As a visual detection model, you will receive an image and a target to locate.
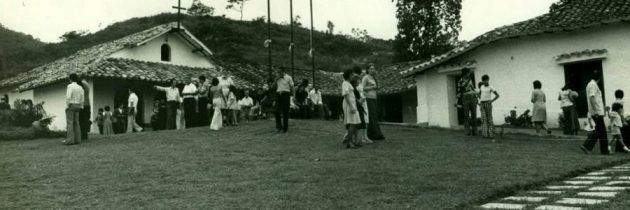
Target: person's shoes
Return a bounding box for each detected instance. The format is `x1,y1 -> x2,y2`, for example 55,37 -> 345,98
346,143 -> 358,149
580,146 -> 590,154
624,146 -> 630,153
362,138 -> 374,144
61,140 -> 75,145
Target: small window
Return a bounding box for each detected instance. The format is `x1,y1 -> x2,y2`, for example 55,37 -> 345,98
161,44 -> 171,62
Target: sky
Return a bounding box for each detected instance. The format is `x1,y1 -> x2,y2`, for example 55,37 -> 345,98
0,0 -> 559,43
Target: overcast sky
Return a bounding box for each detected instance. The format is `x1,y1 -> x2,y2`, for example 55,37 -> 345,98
0,0 -> 558,43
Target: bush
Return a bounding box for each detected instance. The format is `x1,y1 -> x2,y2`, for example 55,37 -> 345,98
3,99 -> 54,129
0,126 -> 65,141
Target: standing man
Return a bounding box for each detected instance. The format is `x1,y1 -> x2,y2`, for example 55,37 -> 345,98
63,73 -> 84,145
154,79 -> 180,130
274,68 -> 294,133
308,86 -> 324,119
182,77 -> 198,128
197,75 -> 211,126
126,88 -> 143,133
79,78 -> 92,140
457,68 -> 478,136
239,90 -> 254,122
581,71 -> 609,155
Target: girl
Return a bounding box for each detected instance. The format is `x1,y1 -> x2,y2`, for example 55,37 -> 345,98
102,106 -> 114,135
478,75 -> 500,139
95,108 -> 104,135
531,80 -> 551,135
227,85 -> 239,126
353,73 -> 372,144
342,69 -> 361,149
610,103 -> 629,152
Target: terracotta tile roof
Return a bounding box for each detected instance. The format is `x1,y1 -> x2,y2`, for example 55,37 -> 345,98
0,22 -> 207,90
377,62 -> 418,95
401,0 -> 630,76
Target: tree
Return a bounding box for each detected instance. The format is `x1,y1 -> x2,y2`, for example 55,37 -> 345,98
188,0 -> 215,17
326,21 -> 335,35
293,15 -> 302,27
351,28 -> 372,43
392,0 -> 462,62
59,30 -> 89,42
226,0 -> 250,21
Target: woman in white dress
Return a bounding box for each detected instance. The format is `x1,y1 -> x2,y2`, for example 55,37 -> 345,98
342,69 -> 361,149
210,78 -> 224,130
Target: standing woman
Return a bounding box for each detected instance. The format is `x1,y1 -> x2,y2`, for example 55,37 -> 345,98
558,85 -> 579,135
478,75 -> 500,139
210,78 -> 224,130
102,105 -> 114,135
457,68 -> 478,136
353,74 -> 372,144
362,64 -> 385,140
531,80 -> 552,135
342,69 -> 361,149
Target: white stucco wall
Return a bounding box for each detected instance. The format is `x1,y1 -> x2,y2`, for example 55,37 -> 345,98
109,33 -> 215,68
0,86 -> 34,105
93,79 -> 161,127
33,82 -> 68,131
415,23 -> 630,128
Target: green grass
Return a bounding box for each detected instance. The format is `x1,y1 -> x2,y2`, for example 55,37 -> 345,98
1,120 -> 629,209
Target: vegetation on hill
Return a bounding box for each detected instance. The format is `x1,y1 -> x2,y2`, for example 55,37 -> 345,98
0,13 -> 393,80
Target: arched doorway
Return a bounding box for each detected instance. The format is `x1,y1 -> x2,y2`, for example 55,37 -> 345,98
113,88 -> 144,126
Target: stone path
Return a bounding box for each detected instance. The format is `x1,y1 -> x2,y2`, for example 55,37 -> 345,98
480,163 -> 630,209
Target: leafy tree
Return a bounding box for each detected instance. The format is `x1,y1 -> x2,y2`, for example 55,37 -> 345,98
392,0 -> 462,62
188,0 -> 215,17
59,30 -> 89,42
226,0 -> 250,20
326,21 -> 335,35
293,15 -> 302,27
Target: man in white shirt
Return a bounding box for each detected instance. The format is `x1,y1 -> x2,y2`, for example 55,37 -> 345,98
238,90 -> 254,122
182,77 -> 198,128
154,79 -> 180,130
79,79 -> 92,140
582,71 -> 609,154
275,68 -> 294,133
126,88 -> 143,133
63,73 -> 84,145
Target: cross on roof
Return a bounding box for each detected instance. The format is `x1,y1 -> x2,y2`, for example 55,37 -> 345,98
172,0 -> 187,29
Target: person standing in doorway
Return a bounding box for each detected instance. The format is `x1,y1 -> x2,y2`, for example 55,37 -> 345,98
154,79 -> 180,130
558,85 -> 579,135
581,71 -> 609,155
102,105 -> 115,135
79,79 -> 92,140
531,80 -> 552,135
275,68 -> 294,133
478,75 -> 500,139
182,77 -> 198,128
197,75 -> 211,126
63,73 -> 84,145
457,68 -> 478,136
113,104 -> 127,134
126,88 -> 143,133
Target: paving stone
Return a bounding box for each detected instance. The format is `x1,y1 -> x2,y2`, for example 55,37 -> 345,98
600,169 -> 629,172
545,185 -> 587,190
577,191 -> 618,198
574,176 -> 611,180
617,176 -> 630,180
563,180 -> 595,185
535,205 -> 582,210
588,186 -> 630,191
586,172 -> 606,176
528,191 -> 564,195
503,196 -> 547,202
556,198 -> 608,205
605,181 -> 630,185
480,203 -> 526,209
612,166 -> 630,169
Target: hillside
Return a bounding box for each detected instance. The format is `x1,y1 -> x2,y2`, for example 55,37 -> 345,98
0,13 -> 393,80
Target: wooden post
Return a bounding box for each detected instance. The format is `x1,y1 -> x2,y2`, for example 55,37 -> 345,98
290,0 -> 295,79
267,0 -> 272,82
309,0 -> 315,86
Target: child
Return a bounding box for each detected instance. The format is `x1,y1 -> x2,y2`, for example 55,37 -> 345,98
95,108 -> 104,135
102,106 -> 114,135
226,86 -> 239,126
610,103 -> 629,153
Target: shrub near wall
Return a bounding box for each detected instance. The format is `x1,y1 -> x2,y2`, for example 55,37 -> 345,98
0,126 -> 65,141
0,100 -> 63,141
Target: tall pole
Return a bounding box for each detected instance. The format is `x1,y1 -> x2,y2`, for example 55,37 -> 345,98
290,0 -> 295,79
267,0 -> 272,82
309,0 -> 315,86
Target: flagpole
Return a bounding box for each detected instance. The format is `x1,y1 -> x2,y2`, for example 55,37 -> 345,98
290,0 -> 295,79
267,0 -> 272,82
309,0 -> 315,86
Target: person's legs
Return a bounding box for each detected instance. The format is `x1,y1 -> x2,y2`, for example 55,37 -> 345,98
79,106 -> 90,140
183,98 -> 195,128
65,108 -> 74,144
275,95 -> 282,131
98,125 -> 103,135
462,95 -> 473,135
281,93 -> 290,132
487,103 -> 494,138
127,113 -> 136,133
73,107 -> 82,144
479,102 -> 488,137
198,97 -> 209,126
366,99 -> 385,140
594,116 -> 609,154
167,101 -> 177,130
562,107 -> 572,135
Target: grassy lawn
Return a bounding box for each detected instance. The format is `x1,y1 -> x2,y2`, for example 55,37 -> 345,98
1,120 -> 629,209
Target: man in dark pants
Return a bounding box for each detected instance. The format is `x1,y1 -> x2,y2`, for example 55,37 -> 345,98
274,68 -> 294,133
79,78 -> 91,141
581,71 -> 609,154
457,68 -> 478,136
154,79 -> 181,130
197,75 -> 211,126
182,78 -> 198,128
